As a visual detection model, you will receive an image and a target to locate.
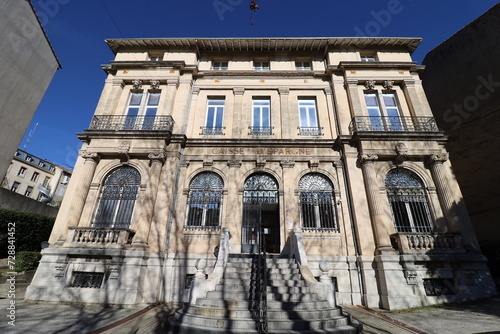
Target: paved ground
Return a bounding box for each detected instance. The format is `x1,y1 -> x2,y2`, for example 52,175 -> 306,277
1,271 -> 499,334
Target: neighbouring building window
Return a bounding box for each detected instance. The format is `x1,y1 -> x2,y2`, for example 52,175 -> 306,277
254,60 -> 270,71
186,172 -> 223,229
364,92 -> 402,131
39,161 -> 45,168
31,172 -> 39,182
93,167 -> 141,229
25,186 -> 33,197
18,167 -> 27,176
385,168 -> 434,233
124,91 -> 161,130
11,182 -> 20,192
250,98 -> 271,135
361,54 -> 377,62
299,173 -> 338,231
202,98 -> 225,135
298,98 -> 321,135
149,54 -> 163,61
211,61 -> 228,70
295,60 -> 311,70
25,156 -> 33,163
43,176 -> 50,187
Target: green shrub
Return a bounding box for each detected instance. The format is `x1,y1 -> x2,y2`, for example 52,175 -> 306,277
0,209 -> 55,258
14,251 -> 42,272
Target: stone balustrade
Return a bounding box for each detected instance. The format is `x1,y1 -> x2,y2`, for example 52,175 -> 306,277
66,227 -> 135,248
391,232 -> 465,254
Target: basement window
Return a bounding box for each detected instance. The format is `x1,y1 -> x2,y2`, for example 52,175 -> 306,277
69,272 -> 104,289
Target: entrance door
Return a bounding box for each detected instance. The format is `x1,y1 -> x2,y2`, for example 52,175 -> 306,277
241,174 -> 280,254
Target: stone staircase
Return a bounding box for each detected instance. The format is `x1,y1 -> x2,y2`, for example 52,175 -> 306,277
167,254 -> 362,333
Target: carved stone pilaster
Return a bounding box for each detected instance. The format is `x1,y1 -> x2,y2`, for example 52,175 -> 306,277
227,160 -> 242,168
80,151 -> 100,163
383,80 -> 394,90
428,153 -> 449,165
132,79 -> 143,90
150,79 -> 160,90
364,80 -> 376,90
280,160 -> 295,168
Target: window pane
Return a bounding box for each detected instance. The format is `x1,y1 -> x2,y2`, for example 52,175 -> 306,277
147,93 -> 160,106
206,107 -> 215,128
215,106 -> 224,127
383,94 -> 397,107
365,94 -> 379,107
130,93 -> 143,106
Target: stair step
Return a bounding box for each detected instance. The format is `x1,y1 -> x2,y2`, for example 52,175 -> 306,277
196,298 -> 332,310
223,272 -> 303,280
206,290 -> 320,302
215,284 -> 311,294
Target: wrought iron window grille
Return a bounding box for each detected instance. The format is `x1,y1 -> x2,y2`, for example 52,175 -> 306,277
200,126 -> 225,135
248,126 -> 273,136
297,126 -> 323,136
349,116 -> 438,133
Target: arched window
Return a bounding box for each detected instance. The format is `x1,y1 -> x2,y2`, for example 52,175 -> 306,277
299,173 -> 337,231
385,168 -> 433,233
186,172 -> 223,229
93,166 -> 141,229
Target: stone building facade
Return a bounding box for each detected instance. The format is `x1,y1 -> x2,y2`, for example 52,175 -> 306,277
26,37 -> 496,310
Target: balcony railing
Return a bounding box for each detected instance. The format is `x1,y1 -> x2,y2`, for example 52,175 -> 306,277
200,126 -> 225,135
248,126 -> 273,136
298,127 -> 323,136
349,116 -> 439,134
66,227 -> 135,248
87,115 -> 174,131
390,232 -> 465,254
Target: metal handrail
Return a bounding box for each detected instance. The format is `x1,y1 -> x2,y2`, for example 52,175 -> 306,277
256,224 -> 268,334
349,116 -> 439,133
87,115 -> 174,131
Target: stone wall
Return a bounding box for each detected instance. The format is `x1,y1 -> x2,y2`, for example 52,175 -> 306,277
0,188 -> 58,217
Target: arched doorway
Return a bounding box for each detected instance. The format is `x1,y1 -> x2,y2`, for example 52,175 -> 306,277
242,173 -> 280,253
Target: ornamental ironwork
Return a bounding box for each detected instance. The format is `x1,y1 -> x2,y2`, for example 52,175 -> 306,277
349,116 -> 438,133
186,172 -> 224,228
299,174 -> 337,231
243,174 -> 278,204
88,115 -> 174,131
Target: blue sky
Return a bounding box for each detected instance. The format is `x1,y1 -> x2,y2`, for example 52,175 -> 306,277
24,0 -> 499,170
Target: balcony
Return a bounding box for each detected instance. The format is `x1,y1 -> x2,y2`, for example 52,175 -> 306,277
66,227 -> 135,248
87,115 -> 174,132
349,116 -> 439,134
298,127 -> 323,136
390,232 -> 465,255
248,126 -> 273,136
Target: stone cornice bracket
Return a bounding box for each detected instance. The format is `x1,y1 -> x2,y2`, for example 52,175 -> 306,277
227,160 -> 242,168
192,87 -> 201,95
118,141 -> 130,165
150,79 -> 161,90
203,158 -> 213,167
132,79 -> 143,90
280,160 -> 295,168
148,151 -> 166,166
233,87 -> 245,95
394,142 -> 409,166
364,80 -> 376,90
343,78 -> 358,90
80,151 -> 100,163
309,160 -> 319,172
181,160 -> 190,168
427,153 -> 449,165
256,158 -> 266,170
332,160 -> 342,169
383,80 -> 394,90
278,87 -> 290,95
358,153 -> 378,165
166,78 -> 180,88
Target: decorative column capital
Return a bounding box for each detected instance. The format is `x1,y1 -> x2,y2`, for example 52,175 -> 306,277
112,79 -> 125,88
358,153 -> 378,165
166,78 -> 180,88
192,87 -> 201,95
364,80 -> 376,90
383,80 -> 394,90
428,153 -> 449,165
278,87 -> 290,95
280,160 -> 295,168
80,151 -> 100,162
227,160 -> 242,168
402,79 -> 416,89
343,79 -> 358,89
148,151 -> 166,166
233,87 -> 245,95
323,87 -> 332,95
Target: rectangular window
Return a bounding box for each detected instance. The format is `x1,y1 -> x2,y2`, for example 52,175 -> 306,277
38,161 -> 45,168
364,92 -> 402,131
43,176 -> 50,187
212,61 -> 228,70
31,172 -> 39,182
361,54 -> 377,62
202,98 -> 225,135
124,91 -> 161,130
25,156 -> 33,163
254,61 -> 270,71
11,182 -> 20,192
149,54 -> 163,61
250,98 -> 271,135
18,167 -> 26,176
298,99 -> 321,135
295,61 -> 311,70
25,186 -> 33,197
